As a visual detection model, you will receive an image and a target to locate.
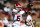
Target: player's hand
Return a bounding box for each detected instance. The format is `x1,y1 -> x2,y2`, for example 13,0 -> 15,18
32,25 -> 34,27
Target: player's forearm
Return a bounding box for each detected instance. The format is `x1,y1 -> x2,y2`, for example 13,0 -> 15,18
26,19 -> 30,25
31,22 -> 34,27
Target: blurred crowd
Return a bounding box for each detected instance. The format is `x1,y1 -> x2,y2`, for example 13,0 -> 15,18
0,0 -> 40,27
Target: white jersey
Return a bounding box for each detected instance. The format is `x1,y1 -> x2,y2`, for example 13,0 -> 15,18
26,15 -> 32,25
13,10 -> 25,27
3,17 -> 8,25
4,7 -> 11,12
13,10 -> 25,22
12,9 -> 18,13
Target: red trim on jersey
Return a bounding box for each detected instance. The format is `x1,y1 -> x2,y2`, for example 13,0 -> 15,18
25,8 -> 29,11
22,6 -> 24,10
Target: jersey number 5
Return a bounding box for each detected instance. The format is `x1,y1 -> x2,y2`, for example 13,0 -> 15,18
17,16 -> 20,21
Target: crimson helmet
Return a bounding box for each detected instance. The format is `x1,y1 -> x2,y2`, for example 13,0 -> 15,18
15,3 -> 22,10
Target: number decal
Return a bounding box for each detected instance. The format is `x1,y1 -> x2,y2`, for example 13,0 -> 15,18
17,16 -> 20,21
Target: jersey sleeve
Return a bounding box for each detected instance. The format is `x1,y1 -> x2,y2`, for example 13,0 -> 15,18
4,7 -> 8,12
13,9 -> 18,13
20,11 -> 25,14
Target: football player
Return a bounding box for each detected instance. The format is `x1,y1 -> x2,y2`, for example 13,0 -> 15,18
12,3 -> 25,27
26,12 -> 34,27
4,7 -> 12,21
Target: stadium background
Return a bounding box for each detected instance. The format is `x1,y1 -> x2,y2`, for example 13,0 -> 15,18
0,0 -> 40,27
